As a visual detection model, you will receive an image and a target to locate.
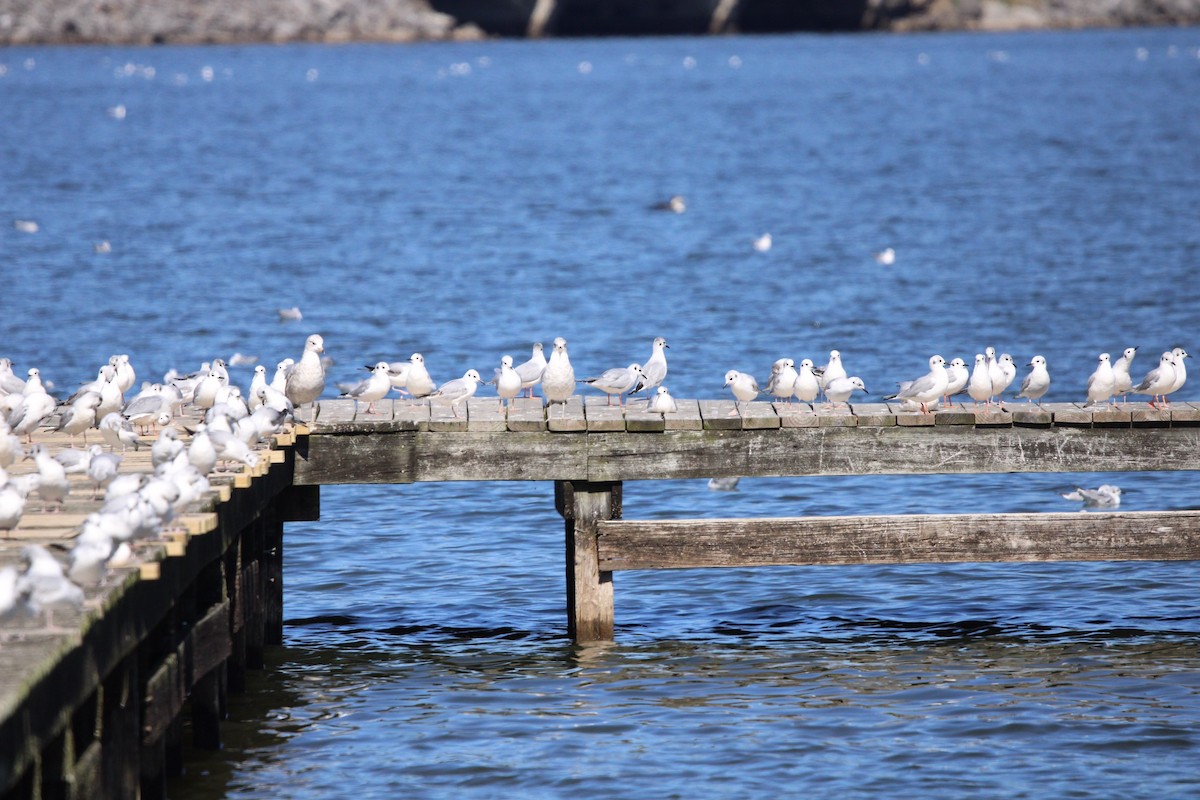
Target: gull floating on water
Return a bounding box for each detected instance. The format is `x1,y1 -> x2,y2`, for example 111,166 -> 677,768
753,233 -> 772,252
278,306 -> 303,321
1062,484 -> 1121,508
13,220 -> 39,234
651,195 -> 686,213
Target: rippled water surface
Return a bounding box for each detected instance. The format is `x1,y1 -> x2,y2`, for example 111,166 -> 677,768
2,27 -> 1200,799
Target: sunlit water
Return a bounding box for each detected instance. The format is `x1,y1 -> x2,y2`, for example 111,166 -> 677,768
2,27 -> 1199,799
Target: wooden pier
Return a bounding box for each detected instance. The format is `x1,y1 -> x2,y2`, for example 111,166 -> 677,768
4,395 -> 1200,798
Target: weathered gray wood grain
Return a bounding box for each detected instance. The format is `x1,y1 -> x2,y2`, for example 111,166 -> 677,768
597,511 -> 1200,570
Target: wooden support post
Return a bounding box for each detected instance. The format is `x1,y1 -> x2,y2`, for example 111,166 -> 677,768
558,480 -> 620,642
191,673 -> 222,751
101,654 -> 140,799
263,502 -> 285,646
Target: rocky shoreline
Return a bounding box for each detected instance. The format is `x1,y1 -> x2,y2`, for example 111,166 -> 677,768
0,0 -> 1198,45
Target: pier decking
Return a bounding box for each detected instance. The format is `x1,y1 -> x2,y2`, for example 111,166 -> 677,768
4,395 -> 1200,798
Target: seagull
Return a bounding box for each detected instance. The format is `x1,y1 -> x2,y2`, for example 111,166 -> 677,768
651,195 -> 686,213
514,343 -> 547,399
0,480 -> 26,534
99,412 -> 141,451
8,383 -> 56,442
874,247 -> 895,265
943,357 -> 969,407
247,365 -> 269,410
1015,355 -> 1050,406
723,370 -> 759,415
996,353 -> 1017,402
278,306 -> 303,321
1130,351 -> 1176,408
765,358 -> 798,403
1162,347 -> 1189,406
985,347 -> 1005,404
0,359 -> 27,395
631,337 -> 669,395
285,334 -> 326,409
794,359 -> 821,409
707,477 -> 740,491
1085,352 -> 1117,408
18,545 -> 84,630
814,350 -> 846,396
55,391 -> 102,444
542,337 -> 576,406
86,451 -> 123,499
1062,484 -> 1121,508
492,356 -> 523,410
753,233 -> 772,252
341,362 -> 391,414
270,359 -> 293,394
885,355 -> 948,414
27,444 -> 69,510
967,353 -> 992,408
403,353 -> 437,402
431,370 -> 484,417
0,563 -> 34,621
151,428 -> 185,468
648,386 -> 677,414
1112,346 -> 1138,405
824,376 -> 869,410
583,363 -> 643,406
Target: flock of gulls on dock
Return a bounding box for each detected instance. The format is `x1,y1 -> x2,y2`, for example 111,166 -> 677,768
0,331 -> 1187,630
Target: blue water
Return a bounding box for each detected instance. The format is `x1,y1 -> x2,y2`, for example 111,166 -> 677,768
3,28 -> 1200,799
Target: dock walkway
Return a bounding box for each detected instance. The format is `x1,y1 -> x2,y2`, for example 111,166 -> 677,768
3,395 -> 1200,798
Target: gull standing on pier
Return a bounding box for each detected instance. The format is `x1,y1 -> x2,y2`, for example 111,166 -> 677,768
0,474 -> 26,533
55,392 -> 101,444
583,363 -> 643,406
431,370 -> 484,418
247,365 -> 268,411
765,358 -> 797,403
1130,351 -> 1176,408
403,354 -> 437,402
514,343 -> 547,399
542,337 -> 576,406
270,359 -> 293,394
968,353 -> 992,408
815,350 -> 846,395
19,545 -> 84,629
1112,346 -> 1138,404
8,376 -> 56,443
492,355 -> 522,410
794,359 -> 820,409
28,445 -> 69,511
1162,347 -> 1189,405
943,357 -> 969,407
1085,353 -> 1116,408
723,370 -> 759,415
985,347 -> 1005,404
886,355 -> 948,414
649,386 -> 677,414
632,337 -> 669,395
1015,355 -> 1050,406
341,362 -> 391,414
285,334 -> 326,411
824,376 -> 869,410
995,353 -> 1017,402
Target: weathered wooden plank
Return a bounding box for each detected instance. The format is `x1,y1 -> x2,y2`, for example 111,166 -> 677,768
506,397 -> 547,432
1170,404 -> 1200,423
294,431 -> 590,484
849,403 -> 896,427
428,397 -> 469,432
584,396 -> 626,432
597,511 -> 1200,571
582,426 -> 1200,482
624,402 -> 666,433
546,396 -> 586,432
663,398 -> 703,431
893,409 -> 936,427
465,397 -> 507,433
1009,405 -> 1052,425
141,600 -> 232,745
738,401 -> 780,430
973,407 -> 1014,426
818,408 -> 858,427
698,400 -> 741,430
392,399 -> 432,431
773,402 -> 819,428
1130,406 -> 1172,425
